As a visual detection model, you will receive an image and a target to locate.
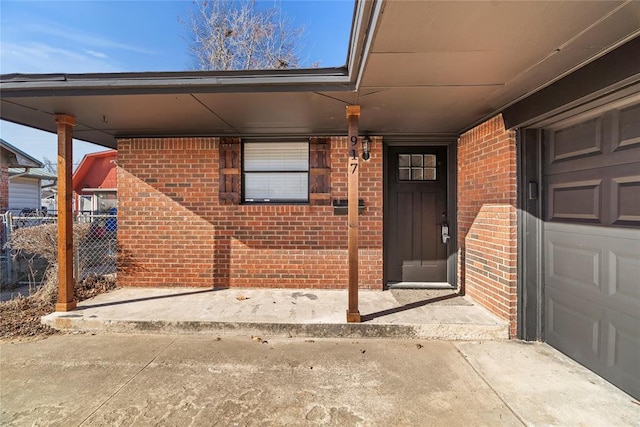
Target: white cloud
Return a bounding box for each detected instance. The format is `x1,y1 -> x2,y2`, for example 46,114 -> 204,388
0,14 -> 157,74
85,50 -> 109,59
0,42 -> 121,74
26,23 -> 155,55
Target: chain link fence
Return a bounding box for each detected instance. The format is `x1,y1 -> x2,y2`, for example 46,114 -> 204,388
1,210 -> 117,287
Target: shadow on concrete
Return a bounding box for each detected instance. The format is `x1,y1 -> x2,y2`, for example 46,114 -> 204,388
75,288 -> 216,310
362,293 -> 459,321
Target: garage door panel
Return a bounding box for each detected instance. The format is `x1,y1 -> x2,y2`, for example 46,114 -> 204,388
545,150 -> 640,175
546,162 -> 640,226
545,109 -> 640,175
611,175 -> 640,225
546,287 -> 640,396
615,103 -> 640,151
546,230 -> 601,291
546,223 -> 640,317
609,248 -> 640,302
546,287 -> 602,361
615,135 -> 640,151
605,312 -> 640,396
546,117 -> 603,164
547,180 -> 602,223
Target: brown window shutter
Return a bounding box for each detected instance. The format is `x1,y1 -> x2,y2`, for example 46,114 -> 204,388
219,137 -> 241,204
309,137 -> 331,205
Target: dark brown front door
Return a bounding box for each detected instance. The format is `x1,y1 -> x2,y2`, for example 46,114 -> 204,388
386,146 -> 448,283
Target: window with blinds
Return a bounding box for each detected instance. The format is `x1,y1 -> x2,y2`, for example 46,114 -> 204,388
243,142 -> 309,203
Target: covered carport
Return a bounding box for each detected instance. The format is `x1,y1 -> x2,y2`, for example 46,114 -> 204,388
1,0 -> 639,398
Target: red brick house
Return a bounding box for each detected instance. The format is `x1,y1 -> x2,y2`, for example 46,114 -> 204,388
1,2 -> 639,398
73,150 -> 117,213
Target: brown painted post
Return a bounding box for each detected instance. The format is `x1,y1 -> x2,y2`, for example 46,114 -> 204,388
346,105 -> 361,323
55,114 -> 76,312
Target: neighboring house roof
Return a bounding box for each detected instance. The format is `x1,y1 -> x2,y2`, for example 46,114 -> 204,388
72,150 -> 117,195
8,167 -> 57,180
0,138 -> 43,168
1,2 -> 639,146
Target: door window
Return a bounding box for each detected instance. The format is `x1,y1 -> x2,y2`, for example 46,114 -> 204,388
398,154 -> 437,181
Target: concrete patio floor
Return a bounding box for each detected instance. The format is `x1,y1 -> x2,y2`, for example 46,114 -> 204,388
1,334 -> 638,426
22,287 -> 640,425
42,287 -> 509,340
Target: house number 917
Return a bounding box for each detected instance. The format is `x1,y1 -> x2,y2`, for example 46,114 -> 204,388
350,136 -> 358,173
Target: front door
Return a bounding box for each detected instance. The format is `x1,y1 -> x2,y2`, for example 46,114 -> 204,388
386,146 -> 448,284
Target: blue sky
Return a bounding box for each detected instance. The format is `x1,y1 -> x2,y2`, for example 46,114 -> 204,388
0,0 -> 355,167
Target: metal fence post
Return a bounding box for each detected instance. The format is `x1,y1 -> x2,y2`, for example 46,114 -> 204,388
5,213 -> 13,285
1,212 -> 6,285
74,245 -> 80,285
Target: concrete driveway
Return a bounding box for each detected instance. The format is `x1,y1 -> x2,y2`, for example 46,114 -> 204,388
1,334 -> 637,426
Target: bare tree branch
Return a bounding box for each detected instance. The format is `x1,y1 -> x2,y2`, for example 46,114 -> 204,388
41,157 -> 56,175
185,0 -> 306,71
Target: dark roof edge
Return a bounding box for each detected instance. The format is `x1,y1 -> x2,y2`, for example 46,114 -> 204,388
501,35 -> 640,129
0,66 -> 347,83
0,68 -> 355,97
112,132 -> 459,142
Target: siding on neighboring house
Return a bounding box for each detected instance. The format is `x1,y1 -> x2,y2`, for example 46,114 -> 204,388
8,177 -> 40,212
457,114 -> 518,337
117,137 -> 383,289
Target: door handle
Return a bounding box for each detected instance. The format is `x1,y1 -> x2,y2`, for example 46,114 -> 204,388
441,222 -> 450,244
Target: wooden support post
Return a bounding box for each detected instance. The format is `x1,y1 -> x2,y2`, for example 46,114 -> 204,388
55,114 -> 76,312
346,105 -> 361,323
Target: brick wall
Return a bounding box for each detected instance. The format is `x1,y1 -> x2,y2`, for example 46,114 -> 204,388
117,137 -> 383,289
457,114 -> 518,336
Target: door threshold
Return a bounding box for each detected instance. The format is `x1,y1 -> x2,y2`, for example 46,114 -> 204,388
387,282 -> 455,290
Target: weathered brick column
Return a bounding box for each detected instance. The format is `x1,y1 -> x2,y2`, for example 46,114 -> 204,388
457,114 -> 518,336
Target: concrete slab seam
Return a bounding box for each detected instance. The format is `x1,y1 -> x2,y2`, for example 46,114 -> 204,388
452,342 -> 527,426
76,336 -> 178,426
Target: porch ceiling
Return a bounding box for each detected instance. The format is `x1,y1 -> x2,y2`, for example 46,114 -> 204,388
1,1 -> 639,148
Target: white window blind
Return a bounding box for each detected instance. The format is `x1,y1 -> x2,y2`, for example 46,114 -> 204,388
245,173 -> 308,201
244,143 -> 308,171
244,142 -> 309,202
